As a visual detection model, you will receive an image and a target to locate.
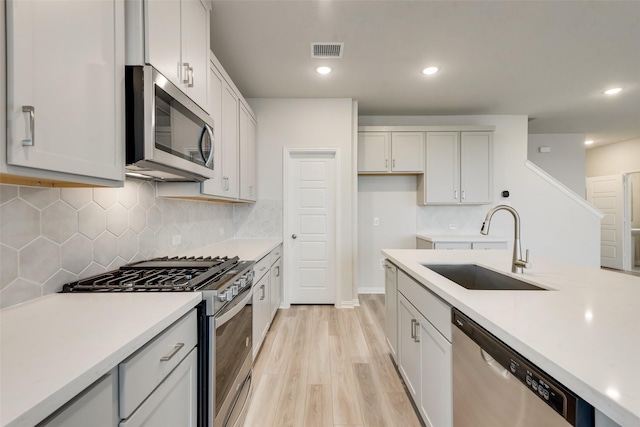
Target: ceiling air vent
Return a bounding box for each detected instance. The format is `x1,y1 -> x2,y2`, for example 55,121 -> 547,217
311,43 -> 344,58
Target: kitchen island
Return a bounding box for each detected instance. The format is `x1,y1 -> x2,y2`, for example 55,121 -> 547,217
383,249 -> 640,426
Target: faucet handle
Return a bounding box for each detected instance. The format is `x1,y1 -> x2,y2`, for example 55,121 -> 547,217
522,249 -> 532,269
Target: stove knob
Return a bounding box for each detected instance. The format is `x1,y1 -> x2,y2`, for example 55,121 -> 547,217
232,285 -> 239,296
226,289 -> 233,300
218,293 -> 227,302
239,278 -> 247,287
233,279 -> 241,287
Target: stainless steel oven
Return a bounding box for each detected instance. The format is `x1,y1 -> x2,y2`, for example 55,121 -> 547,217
125,65 -> 215,181
210,284 -> 253,427
61,255 -> 255,427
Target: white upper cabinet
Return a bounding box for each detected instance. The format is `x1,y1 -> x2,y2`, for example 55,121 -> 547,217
219,83 -> 240,199
130,0 -> 210,112
419,131 -> 493,205
358,132 -> 389,173
460,132 -> 493,204
4,0 -> 125,186
199,62 -> 238,199
391,132 -> 425,172
358,132 -> 424,174
239,104 -> 257,201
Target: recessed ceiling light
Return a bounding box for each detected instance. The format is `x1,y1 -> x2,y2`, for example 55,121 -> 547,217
316,66 -> 331,75
422,66 -> 439,75
603,87 -> 622,95
585,140 -> 594,145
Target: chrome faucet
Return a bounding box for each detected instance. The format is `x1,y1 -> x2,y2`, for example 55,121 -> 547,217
480,205 -> 531,274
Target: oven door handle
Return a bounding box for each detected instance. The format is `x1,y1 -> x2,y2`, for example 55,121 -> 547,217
215,289 -> 252,328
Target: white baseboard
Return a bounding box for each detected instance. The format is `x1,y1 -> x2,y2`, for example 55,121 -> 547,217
358,287 -> 385,294
339,299 -> 360,308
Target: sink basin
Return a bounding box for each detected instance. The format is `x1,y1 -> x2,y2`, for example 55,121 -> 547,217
422,264 -> 546,291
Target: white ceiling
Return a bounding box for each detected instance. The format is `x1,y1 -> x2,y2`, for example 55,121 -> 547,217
209,1 -> 640,147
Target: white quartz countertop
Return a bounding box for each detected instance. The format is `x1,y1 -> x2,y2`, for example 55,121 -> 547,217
0,292 -> 202,427
382,249 -> 640,426
416,233 -> 508,243
181,238 -> 282,261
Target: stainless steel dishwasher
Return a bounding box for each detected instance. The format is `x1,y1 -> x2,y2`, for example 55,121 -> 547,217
452,309 -> 594,427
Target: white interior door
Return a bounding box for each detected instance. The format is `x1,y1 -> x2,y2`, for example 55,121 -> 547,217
587,175 -> 624,269
285,150 -> 337,304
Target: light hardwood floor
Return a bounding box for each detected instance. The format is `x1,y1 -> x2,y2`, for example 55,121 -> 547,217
244,295 -> 423,427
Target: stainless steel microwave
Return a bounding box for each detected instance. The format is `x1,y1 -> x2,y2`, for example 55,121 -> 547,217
125,65 -> 215,181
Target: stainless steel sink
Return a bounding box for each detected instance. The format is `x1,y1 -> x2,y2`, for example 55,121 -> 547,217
422,264 -> 546,291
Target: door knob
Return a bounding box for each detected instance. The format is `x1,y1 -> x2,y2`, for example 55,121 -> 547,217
291,234 -> 297,239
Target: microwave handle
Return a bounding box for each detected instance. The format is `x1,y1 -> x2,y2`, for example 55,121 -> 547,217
198,124 -> 215,168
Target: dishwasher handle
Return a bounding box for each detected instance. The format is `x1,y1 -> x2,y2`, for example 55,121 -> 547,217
480,349 -> 510,379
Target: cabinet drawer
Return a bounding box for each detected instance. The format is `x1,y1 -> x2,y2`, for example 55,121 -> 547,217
119,310 -> 197,419
471,241 -> 507,250
433,242 -> 471,250
397,270 -> 451,341
120,349 -> 197,427
253,254 -> 271,281
270,244 -> 282,265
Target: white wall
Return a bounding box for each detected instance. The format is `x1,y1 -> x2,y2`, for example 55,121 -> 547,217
586,137 -> 640,177
359,115 -> 600,286
528,134 -> 586,196
358,176 -> 416,292
247,98 -> 357,306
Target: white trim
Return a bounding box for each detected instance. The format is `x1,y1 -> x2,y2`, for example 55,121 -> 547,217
525,160 -> 604,219
623,171 -> 640,272
358,125 -> 495,132
339,299 -> 360,309
358,287 -> 385,295
283,147 -> 341,308
352,100 -> 359,308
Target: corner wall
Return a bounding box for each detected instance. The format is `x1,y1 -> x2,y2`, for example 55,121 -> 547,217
527,133 -> 586,196
357,115 -> 600,292
246,98 -> 356,306
586,138 -> 640,177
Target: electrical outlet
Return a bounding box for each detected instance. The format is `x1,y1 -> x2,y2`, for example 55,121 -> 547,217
373,217 -> 380,226
219,228 -> 225,236
172,235 -> 181,245
449,223 -> 457,230
379,259 -> 385,270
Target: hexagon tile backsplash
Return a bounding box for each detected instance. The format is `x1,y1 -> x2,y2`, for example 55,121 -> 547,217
0,179 -> 241,308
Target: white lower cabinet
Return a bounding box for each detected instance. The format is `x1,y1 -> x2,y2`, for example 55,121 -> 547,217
384,261 -> 398,363
396,270 -> 452,427
418,311 -> 453,427
119,350 -> 197,427
252,245 -> 283,359
270,256 -> 282,320
398,294 -> 421,402
37,371 -> 119,427
252,271 -> 271,360
119,310 -> 197,426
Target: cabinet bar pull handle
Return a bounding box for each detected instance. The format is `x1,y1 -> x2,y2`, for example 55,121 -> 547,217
275,266 -> 280,277
385,159 -> 388,169
410,319 -> 416,339
182,63 -> 190,84
462,190 -> 466,200
454,190 -> 458,200
22,106 -> 35,146
392,158 -> 396,169
188,66 -> 194,88
160,343 -> 185,362
261,285 -> 266,300
414,321 -> 420,342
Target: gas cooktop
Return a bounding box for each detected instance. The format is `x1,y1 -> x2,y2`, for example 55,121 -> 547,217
61,256 -> 250,293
